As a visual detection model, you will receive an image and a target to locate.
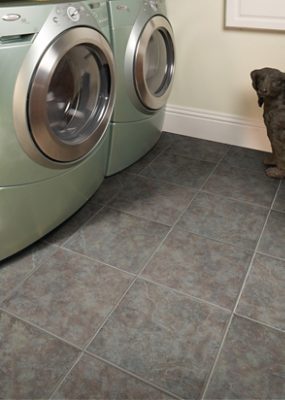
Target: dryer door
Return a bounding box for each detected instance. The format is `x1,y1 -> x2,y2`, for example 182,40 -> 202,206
134,15 -> 175,111
16,27 -> 115,164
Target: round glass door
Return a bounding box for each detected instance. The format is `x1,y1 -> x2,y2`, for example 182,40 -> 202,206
46,46 -> 102,144
134,16 -> 175,110
27,27 -> 115,163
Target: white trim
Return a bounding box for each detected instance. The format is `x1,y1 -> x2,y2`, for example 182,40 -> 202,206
163,104 -> 271,152
225,0 -> 285,31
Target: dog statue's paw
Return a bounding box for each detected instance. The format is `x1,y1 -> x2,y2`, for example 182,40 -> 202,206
265,167 -> 285,179
263,154 -> 277,166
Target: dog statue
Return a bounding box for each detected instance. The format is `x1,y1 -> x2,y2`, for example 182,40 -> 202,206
251,67 -> 285,178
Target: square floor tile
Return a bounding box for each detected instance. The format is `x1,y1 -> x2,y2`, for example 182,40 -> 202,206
63,207 -> 170,273
44,201 -> 102,246
0,311 -> 79,400
52,354 -> 174,399
204,316 -> 285,399
204,164 -> 279,207
0,241 -> 58,304
237,253 -> 285,330
109,174 -> 196,225
167,135 -> 229,163
176,192 -> 268,251
88,279 -> 230,399
258,210 -> 285,259
140,150 -> 216,189
2,248 -> 133,347
273,181 -> 285,212
221,146 -> 270,172
142,228 -> 252,309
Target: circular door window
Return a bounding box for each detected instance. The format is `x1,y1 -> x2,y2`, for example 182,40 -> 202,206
134,16 -> 175,110
25,27 -> 115,163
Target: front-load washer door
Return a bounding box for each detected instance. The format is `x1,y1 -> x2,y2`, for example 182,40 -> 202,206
134,15 -> 175,111
15,27 -> 115,165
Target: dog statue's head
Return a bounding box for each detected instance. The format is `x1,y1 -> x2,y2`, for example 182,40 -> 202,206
250,67 -> 285,107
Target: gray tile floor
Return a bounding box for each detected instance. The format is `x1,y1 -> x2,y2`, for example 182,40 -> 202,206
1,132 -> 285,400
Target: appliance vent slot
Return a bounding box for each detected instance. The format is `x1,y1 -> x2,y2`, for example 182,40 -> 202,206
0,33 -> 35,44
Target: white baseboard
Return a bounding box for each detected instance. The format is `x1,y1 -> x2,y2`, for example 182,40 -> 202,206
163,104 -> 271,152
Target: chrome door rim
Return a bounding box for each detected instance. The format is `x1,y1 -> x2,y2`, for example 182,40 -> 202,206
14,27 -> 115,166
134,15 -> 175,111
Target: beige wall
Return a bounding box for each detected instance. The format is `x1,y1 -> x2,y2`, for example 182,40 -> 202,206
166,0 -> 285,121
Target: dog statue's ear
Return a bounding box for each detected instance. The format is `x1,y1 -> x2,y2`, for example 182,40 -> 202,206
250,69 -> 264,107
258,96 -> 264,107
259,98 -> 264,107
250,70 -> 259,90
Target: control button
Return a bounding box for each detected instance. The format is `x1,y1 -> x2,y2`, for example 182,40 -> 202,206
116,4 -> 129,11
2,13 -> 21,22
67,6 -> 80,22
149,0 -> 158,11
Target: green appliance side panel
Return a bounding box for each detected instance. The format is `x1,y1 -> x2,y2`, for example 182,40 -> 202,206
0,133 -> 110,261
106,109 -> 164,176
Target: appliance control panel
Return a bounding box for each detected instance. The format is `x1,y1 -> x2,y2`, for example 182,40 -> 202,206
53,3 -> 83,24
0,1 -> 108,39
52,1 -> 108,28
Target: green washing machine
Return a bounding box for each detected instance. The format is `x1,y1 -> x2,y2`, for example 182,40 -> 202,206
0,0 -> 116,261
106,0 -> 175,175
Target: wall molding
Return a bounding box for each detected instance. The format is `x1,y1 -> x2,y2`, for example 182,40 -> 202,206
225,0 -> 285,31
163,104 -> 271,152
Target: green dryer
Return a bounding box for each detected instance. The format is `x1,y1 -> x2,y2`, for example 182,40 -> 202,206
106,0 -> 175,175
0,0 -> 115,260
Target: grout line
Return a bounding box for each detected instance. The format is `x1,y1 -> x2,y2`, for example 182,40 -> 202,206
51,245 -> 138,278
254,250 -> 285,262
83,352 -> 183,400
0,307 -> 82,352
199,178 -> 282,400
200,188 -> 272,210
48,352 -> 85,399
93,203 -> 173,228
233,312 -> 285,334
122,169 -> 201,191
0,242 -> 60,306
171,224 -> 257,253
138,275 -> 231,314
